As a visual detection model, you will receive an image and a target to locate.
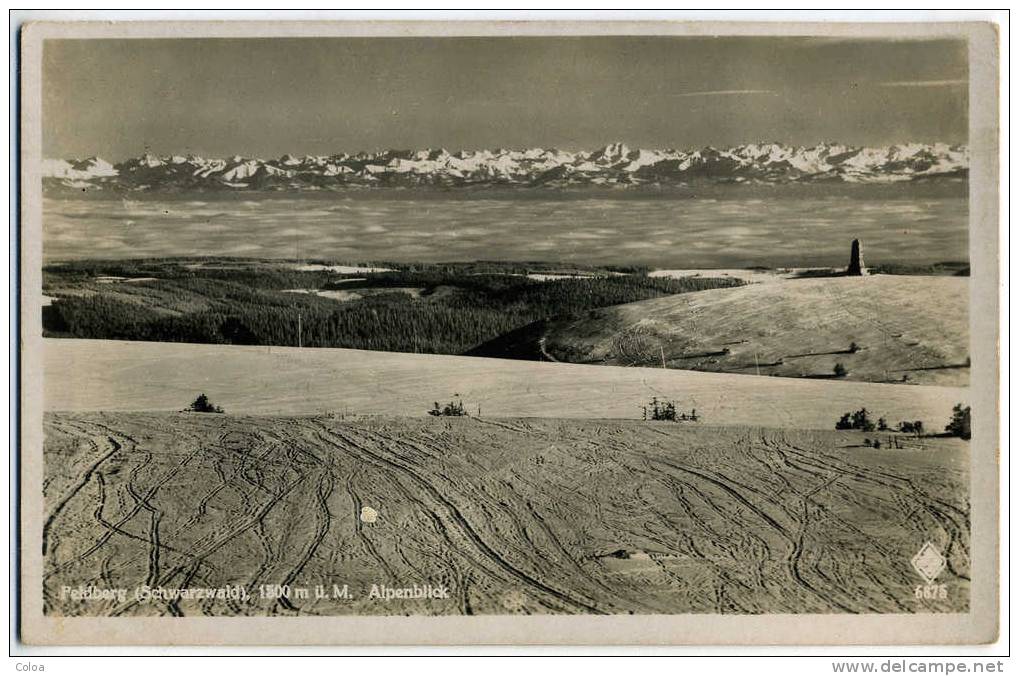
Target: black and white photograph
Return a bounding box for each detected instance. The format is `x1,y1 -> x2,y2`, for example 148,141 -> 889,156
16,17 -> 1002,647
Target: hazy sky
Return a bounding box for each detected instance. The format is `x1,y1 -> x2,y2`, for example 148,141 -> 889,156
42,36 -> 968,159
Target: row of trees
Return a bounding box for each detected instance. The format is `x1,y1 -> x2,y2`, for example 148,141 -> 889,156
428,399 -> 470,417
836,408 -> 924,434
43,268 -> 743,356
185,394 -> 223,413
835,408 -> 880,431
44,259 -> 337,290
643,397 -> 699,422
835,404 -> 971,440
424,395 -> 702,422
945,404 -> 971,440
43,259 -> 658,292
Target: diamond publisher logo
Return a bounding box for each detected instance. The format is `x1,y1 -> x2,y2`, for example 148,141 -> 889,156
911,542 -> 946,584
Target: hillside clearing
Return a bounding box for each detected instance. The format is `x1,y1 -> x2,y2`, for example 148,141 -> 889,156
474,275 -> 969,386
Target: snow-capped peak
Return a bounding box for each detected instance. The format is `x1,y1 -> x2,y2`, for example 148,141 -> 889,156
41,142 -> 969,193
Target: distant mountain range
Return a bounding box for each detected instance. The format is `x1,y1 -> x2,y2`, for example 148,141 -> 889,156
42,142 -> 968,194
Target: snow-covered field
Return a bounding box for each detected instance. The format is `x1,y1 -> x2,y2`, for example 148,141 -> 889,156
43,411 -> 969,616
44,338 -> 966,429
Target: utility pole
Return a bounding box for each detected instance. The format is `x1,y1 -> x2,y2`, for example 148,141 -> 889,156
298,311 -> 302,348
755,352 -> 760,376
660,345 -> 667,369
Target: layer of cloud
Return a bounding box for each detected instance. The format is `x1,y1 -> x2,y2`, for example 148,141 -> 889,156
669,89 -> 776,98
878,79 -> 967,88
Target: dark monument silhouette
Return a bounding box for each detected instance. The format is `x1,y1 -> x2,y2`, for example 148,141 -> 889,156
847,239 -> 867,276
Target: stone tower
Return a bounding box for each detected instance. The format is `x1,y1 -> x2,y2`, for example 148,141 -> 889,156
847,239 -> 867,276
